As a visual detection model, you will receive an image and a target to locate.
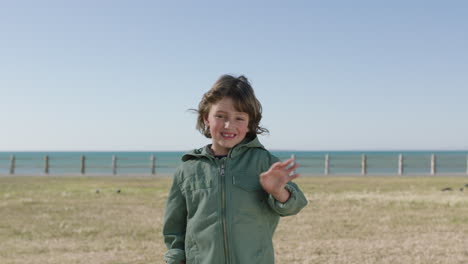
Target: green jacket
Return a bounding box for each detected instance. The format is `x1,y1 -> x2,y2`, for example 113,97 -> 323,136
163,136 -> 308,264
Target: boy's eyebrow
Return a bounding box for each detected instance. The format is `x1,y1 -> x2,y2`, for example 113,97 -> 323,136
214,110 -> 248,115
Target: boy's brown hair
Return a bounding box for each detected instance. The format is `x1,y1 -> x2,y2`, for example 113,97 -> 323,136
195,74 -> 268,138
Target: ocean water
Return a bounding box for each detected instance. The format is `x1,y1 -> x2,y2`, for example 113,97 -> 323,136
0,151 -> 467,176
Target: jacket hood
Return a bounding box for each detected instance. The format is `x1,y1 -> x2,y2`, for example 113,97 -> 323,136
182,135 -> 265,162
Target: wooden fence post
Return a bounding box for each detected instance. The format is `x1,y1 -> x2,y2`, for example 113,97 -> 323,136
81,155 -> 86,175
398,154 -> 404,175
9,155 -> 15,175
112,155 -> 117,175
324,154 -> 329,175
361,154 -> 367,175
430,154 -> 436,175
44,155 -> 49,174
150,155 -> 156,175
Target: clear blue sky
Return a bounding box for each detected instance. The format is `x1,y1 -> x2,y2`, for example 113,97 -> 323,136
1,1 -> 467,151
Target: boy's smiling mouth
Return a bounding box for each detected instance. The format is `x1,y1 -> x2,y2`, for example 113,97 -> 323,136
221,132 -> 236,139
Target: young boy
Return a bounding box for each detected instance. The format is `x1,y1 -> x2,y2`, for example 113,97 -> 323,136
163,75 -> 308,263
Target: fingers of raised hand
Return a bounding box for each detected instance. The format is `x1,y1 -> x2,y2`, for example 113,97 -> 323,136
272,158 -> 296,171
286,162 -> 298,174
279,158 -> 295,169
288,173 -> 300,181
270,162 -> 284,170
277,162 -> 297,179
268,159 -> 300,180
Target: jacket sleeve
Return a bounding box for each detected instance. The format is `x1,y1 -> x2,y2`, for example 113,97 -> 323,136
162,170 -> 187,264
267,181 -> 308,216
266,153 -> 308,216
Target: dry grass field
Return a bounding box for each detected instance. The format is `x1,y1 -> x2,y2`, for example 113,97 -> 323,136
1,176 -> 468,264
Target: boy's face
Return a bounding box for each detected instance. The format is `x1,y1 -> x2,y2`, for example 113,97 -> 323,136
204,97 -> 250,156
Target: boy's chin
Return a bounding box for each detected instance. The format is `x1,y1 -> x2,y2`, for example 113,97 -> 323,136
219,140 -> 240,149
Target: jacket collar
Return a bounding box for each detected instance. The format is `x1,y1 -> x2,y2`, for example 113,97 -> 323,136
182,135 -> 265,161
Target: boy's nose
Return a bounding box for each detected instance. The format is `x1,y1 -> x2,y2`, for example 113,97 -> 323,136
224,121 -> 231,128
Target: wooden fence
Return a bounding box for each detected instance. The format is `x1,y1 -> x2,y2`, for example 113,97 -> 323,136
3,155 -> 156,175
1,153 -> 467,176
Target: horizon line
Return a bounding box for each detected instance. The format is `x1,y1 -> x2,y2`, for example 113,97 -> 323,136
1,149 -> 468,152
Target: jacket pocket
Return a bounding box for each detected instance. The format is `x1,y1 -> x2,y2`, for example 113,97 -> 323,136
232,170 -> 262,192
185,234 -> 199,264
231,221 -> 268,263
181,167 -> 214,192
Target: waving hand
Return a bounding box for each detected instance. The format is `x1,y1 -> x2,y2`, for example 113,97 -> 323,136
260,158 -> 299,203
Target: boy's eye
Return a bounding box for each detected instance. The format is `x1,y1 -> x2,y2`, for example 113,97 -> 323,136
215,115 -> 224,119
236,117 -> 245,121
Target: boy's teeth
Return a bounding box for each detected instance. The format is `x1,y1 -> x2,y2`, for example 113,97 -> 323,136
222,133 -> 235,137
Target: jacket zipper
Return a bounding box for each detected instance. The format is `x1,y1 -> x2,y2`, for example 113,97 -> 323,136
220,160 -> 230,264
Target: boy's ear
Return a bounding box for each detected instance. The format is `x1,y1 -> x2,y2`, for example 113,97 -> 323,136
203,116 -> 209,126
